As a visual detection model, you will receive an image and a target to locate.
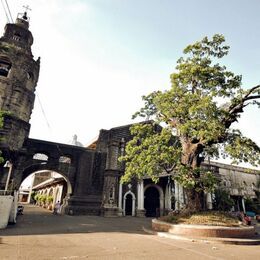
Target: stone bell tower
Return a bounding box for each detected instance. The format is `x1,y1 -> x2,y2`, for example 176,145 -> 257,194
0,12 -> 40,152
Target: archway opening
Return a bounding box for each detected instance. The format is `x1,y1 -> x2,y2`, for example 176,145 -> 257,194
19,170 -> 72,214
125,193 -> 133,216
144,186 -> 160,217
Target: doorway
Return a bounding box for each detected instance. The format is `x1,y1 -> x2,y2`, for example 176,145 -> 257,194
144,186 -> 160,217
125,194 -> 133,215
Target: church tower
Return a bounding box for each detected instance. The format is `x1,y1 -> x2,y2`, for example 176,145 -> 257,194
0,12 -> 40,152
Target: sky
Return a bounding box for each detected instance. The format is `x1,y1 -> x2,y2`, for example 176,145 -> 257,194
0,0 -> 260,169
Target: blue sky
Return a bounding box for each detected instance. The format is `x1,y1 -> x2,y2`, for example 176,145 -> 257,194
0,1 -> 259,166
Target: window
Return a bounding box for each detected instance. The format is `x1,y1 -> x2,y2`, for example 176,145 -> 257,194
26,72 -> 34,80
0,57 -> 12,77
59,156 -> 71,164
33,153 -> 48,161
13,33 -> 21,41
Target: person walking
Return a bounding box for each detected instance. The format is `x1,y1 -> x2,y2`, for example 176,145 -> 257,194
53,201 -> 61,215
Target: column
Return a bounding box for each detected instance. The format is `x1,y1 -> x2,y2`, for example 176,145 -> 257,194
167,184 -> 172,210
140,180 -> 144,210
179,184 -> 184,208
165,185 -> 168,209
137,182 -> 141,209
242,197 -> 246,213
118,181 -> 122,210
206,193 -> 213,209
174,181 -> 179,210
136,180 -> 145,217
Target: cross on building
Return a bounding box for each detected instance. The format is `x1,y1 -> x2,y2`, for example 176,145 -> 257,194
21,5 -> 31,20
22,5 -> 32,13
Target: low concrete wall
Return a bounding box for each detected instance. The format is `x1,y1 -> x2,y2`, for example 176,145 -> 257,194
152,219 -> 256,238
0,195 -> 13,229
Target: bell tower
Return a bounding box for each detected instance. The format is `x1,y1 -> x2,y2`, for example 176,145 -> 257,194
0,11 -> 40,152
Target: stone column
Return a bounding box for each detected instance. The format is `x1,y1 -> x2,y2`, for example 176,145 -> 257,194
179,184 -> 184,209
166,184 -> 172,210
118,181 -> 123,216
174,181 -> 179,210
206,193 -> 213,210
137,182 -> 141,209
242,197 -> 246,213
136,180 -> 145,217
140,180 -> 144,209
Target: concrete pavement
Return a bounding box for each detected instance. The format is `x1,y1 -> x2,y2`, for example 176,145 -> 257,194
0,205 -> 259,259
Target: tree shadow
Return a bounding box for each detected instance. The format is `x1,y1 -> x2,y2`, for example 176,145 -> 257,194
0,204 -> 153,237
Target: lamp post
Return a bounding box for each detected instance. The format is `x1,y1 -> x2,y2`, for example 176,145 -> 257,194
4,160 -> 13,194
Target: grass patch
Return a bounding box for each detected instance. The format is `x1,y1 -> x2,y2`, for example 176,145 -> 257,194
159,211 -> 241,227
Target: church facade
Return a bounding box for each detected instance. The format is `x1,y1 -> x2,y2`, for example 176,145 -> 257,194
0,14 -> 259,217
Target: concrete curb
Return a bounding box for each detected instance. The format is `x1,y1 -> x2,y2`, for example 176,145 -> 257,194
152,218 -> 256,238
142,226 -> 260,245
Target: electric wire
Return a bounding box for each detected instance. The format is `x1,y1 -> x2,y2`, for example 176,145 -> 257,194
1,0 -> 10,23
36,91 -> 52,132
35,91 -> 65,156
4,0 -> 13,23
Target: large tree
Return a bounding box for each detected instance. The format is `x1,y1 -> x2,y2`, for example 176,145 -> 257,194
119,35 -> 260,211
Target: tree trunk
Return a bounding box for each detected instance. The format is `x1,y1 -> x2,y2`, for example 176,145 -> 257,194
180,139 -> 204,212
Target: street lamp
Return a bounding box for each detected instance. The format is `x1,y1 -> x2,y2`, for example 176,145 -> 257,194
3,160 -> 13,194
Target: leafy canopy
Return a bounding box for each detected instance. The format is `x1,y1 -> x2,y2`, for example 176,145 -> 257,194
120,34 -> 260,192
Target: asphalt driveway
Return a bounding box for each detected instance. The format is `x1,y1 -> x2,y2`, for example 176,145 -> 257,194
0,204 -> 259,260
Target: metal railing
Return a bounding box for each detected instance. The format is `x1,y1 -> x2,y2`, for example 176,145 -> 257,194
0,190 -> 13,196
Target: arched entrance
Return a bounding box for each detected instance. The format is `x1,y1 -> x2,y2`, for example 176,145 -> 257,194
19,169 -> 72,214
123,191 -> 136,216
125,194 -> 133,215
144,186 -> 161,217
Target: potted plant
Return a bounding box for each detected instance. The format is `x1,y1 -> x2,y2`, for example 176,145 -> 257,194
47,196 -> 54,210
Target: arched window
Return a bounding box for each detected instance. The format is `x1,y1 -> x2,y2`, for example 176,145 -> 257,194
33,153 -> 48,161
59,156 -> 71,164
0,56 -> 12,77
13,32 -> 21,41
26,71 -> 34,80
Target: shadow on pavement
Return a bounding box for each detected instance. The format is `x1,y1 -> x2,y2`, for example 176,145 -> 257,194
0,204 -> 153,237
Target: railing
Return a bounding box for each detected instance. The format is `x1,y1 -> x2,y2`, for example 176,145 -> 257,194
0,190 -> 13,196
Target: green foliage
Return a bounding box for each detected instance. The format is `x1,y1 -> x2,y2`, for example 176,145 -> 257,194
34,194 -> 48,203
0,42 -> 10,52
120,34 -> 260,202
34,193 -> 39,201
213,189 -> 235,211
224,130 -> 260,166
119,122 -> 182,183
41,195 -> 47,203
175,168 -> 218,192
47,195 -> 54,203
30,191 -> 36,201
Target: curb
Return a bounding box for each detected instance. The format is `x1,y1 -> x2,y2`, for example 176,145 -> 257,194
142,227 -> 260,245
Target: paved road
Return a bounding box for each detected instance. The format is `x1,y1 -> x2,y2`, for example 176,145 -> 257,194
0,205 -> 259,260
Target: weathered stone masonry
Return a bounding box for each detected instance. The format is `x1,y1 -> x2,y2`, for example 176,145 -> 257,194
0,16 -> 259,216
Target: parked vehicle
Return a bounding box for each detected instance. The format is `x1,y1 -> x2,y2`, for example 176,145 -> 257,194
17,204 -> 24,215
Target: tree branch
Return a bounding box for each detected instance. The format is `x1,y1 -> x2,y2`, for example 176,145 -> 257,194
222,85 -> 260,128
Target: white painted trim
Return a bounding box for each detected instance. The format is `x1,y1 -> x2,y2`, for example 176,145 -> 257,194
123,191 -> 136,216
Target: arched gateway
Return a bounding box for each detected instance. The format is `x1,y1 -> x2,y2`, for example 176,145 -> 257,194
1,11 -> 258,219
